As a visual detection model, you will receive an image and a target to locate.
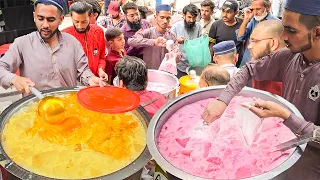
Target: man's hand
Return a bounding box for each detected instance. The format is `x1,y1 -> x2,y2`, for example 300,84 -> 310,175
88,76 -> 106,87
98,68 -> 108,81
202,99 -> 227,124
177,36 -> 186,44
244,7 -> 254,22
11,75 -> 35,94
174,53 -> 181,63
155,37 -> 166,47
248,99 -> 291,119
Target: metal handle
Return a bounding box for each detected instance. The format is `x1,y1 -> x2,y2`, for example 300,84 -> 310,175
141,98 -> 158,107
29,87 -> 44,99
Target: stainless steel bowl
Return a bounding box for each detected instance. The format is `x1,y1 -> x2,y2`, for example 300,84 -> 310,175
0,87 -> 151,180
147,86 -> 306,180
113,69 -> 179,101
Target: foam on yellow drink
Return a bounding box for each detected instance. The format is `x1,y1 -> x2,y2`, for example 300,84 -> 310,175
2,93 -> 146,179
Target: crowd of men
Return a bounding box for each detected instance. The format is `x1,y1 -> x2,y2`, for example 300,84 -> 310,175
0,0 -> 289,91
0,0 -> 319,179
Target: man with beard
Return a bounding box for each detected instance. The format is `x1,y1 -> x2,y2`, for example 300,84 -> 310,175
128,4 -> 181,69
0,0 -> 103,94
236,0 -> 278,66
203,0 -> 320,179
74,0 -> 102,24
73,0 -> 106,32
98,1 -> 126,29
63,2 -> 108,79
121,2 -> 151,59
248,19 -> 285,96
208,0 -> 244,66
171,4 -> 202,78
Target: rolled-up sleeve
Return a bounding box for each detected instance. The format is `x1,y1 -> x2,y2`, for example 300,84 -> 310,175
208,21 -> 217,44
128,29 -> 155,48
283,113 -> 319,135
236,20 -> 254,42
75,41 -> 94,86
218,49 -> 290,104
0,39 -> 22,89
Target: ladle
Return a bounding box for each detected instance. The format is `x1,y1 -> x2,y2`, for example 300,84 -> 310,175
274,128 -> 320,151
29,87 -> 66,124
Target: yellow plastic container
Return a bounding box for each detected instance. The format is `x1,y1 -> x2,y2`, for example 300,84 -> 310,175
98,1 -> 104,7
178,75 -> 200,95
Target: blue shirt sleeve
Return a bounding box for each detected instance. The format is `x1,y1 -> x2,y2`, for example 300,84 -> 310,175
236,19 -> 254,42
170,23 -> 177,35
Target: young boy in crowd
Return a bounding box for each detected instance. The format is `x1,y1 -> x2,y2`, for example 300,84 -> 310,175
105,28 -> 126,84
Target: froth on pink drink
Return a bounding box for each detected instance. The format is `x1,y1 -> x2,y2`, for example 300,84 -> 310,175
146,82 -> 172,94
157,96 -> 296,179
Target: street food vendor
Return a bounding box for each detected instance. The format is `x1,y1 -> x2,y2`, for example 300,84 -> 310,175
202,0 -> 320,179
63,2 -> 108,80
0,0 -> 103,94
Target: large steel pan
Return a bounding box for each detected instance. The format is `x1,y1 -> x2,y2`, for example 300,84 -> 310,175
147,86 -> 306,180
0,87 -> 151,180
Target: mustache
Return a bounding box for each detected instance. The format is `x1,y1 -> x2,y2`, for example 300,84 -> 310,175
38,27 -> 58,40
73,25 -> 90,33
41,28 -> 51,32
